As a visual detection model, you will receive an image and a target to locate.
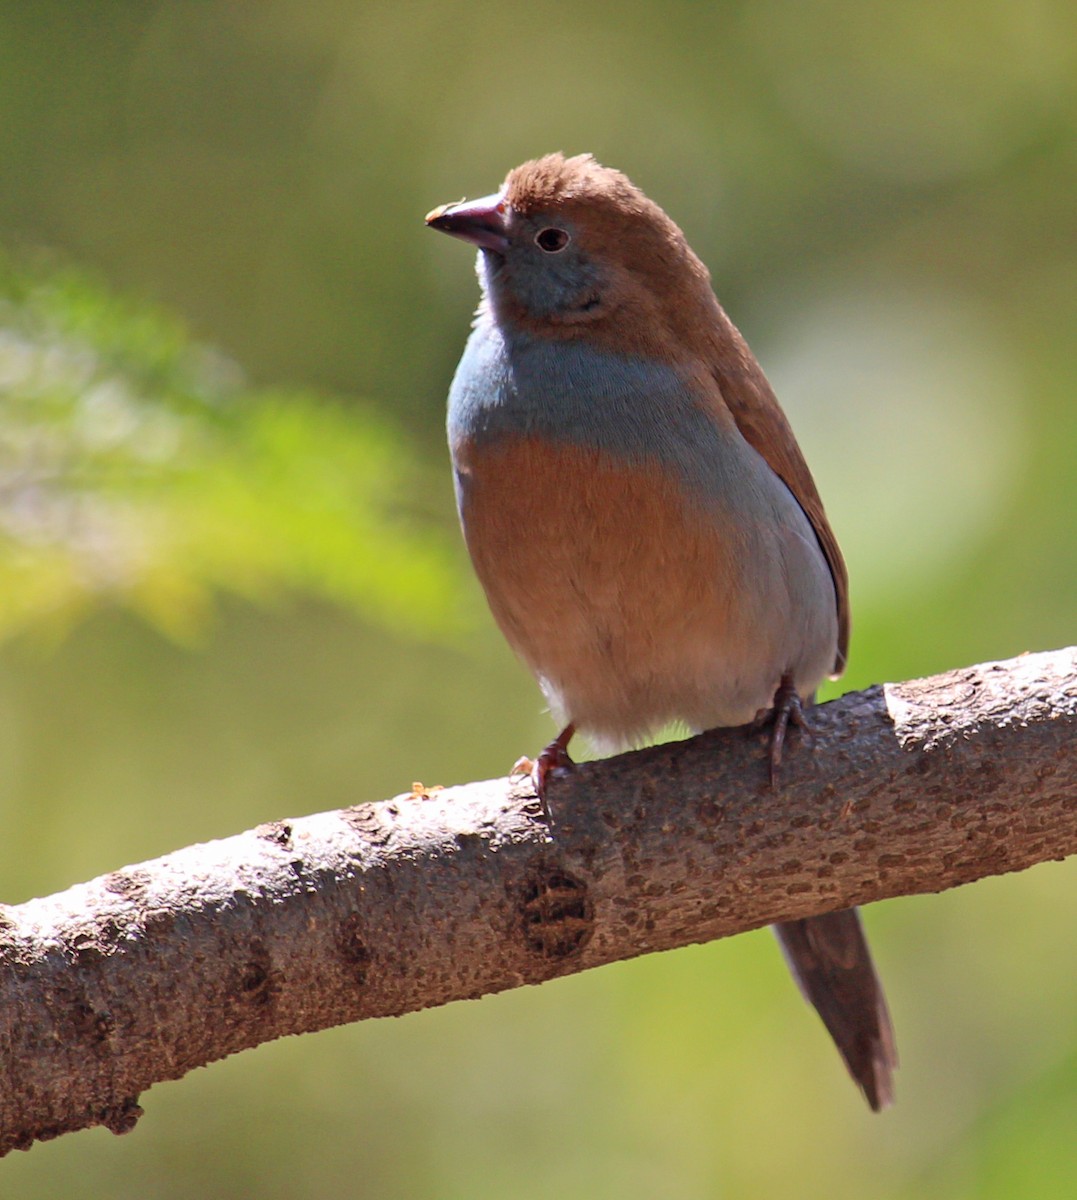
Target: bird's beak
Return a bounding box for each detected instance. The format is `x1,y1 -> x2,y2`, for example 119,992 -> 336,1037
425,193 -> 509,253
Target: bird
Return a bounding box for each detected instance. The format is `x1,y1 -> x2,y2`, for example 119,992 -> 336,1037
426,152 -> 896,1110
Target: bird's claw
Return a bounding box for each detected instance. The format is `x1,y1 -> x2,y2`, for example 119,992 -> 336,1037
751,675 -> 813,787
530,724 -> 576,822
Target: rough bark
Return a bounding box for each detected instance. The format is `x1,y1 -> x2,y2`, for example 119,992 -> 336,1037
1,647 -> 1074,1155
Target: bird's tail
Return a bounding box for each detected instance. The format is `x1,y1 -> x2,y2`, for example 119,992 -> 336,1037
774,908 -> 897,1111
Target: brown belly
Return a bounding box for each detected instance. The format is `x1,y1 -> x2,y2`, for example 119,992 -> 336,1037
453,434 -> 835,746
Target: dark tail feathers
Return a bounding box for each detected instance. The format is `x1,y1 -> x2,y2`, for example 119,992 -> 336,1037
775,908 -> 897,1111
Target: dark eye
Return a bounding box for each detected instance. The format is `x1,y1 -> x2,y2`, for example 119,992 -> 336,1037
535,227 -> 570,253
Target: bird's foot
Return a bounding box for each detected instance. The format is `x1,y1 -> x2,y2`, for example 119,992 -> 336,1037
527,723 -> 576,822
750,675 -> 813,787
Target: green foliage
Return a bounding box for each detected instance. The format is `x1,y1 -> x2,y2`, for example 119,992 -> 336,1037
0,251 -> 462,643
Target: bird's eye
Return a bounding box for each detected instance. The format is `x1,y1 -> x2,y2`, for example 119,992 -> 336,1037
535,227 -> 570,253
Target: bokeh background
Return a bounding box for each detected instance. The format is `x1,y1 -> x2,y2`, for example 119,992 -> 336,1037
2,2 -> 1075,1197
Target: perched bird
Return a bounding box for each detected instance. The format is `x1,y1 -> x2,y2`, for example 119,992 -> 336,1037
426,153 -> 896,1110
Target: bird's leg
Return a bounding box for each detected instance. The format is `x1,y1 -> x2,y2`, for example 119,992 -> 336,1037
751,674 -> 812,787
531,723 -> 576,821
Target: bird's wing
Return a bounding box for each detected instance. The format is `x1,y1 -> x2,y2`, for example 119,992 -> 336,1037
709,346 -> 850,674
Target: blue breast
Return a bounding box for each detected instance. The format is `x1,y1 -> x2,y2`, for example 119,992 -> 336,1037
447,314 -> 781,517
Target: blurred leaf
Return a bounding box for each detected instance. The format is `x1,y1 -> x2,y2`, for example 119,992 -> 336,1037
0,249 -> 464,644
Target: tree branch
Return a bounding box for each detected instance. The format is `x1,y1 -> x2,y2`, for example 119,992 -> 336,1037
2,647 -> 1075,1154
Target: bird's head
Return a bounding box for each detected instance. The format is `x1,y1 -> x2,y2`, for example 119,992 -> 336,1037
426,153 -> 716,350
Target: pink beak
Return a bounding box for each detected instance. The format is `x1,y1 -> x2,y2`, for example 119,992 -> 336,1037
425,192 -> 509,253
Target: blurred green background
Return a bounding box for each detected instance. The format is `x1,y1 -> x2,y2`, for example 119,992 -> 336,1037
2,2 -> 1075,1197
